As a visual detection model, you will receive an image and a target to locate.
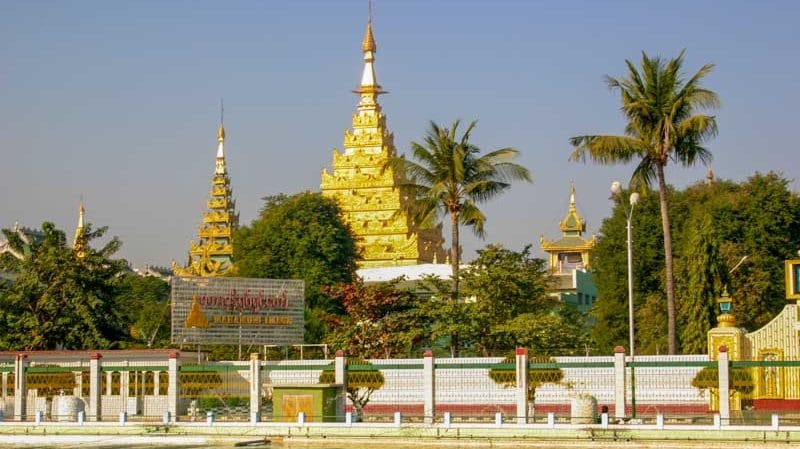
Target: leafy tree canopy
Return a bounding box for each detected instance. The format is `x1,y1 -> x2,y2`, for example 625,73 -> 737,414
0,222 -> 128,350
591,172 -> 800,354
424,244 -> 589,356
234,192 -> 359,342
114,273 -> 171,348
323,279 -> 426,359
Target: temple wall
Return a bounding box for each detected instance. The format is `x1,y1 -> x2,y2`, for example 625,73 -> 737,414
743,304 -> 800,399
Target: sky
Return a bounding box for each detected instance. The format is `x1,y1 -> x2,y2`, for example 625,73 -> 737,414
1,0 -> 799,269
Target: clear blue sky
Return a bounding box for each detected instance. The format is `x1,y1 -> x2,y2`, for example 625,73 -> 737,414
2,0 -> 798,268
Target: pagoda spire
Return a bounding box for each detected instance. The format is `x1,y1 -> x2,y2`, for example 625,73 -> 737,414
216,100 -> 226,173
559,182 -> 586,235
355,3 -> 385,103
173,113 -> 238,277
73,200 -> 87,259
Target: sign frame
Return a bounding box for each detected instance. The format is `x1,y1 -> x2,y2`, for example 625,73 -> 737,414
170,276 -> 304,346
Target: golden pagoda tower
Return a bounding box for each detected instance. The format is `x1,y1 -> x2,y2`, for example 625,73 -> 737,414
321,14 -> 445,268
72,201 -> 88,259
540,184 -> 596,273
173,113 -> 239,277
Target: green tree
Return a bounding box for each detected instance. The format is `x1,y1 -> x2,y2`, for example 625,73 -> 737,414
0,222 -> 127,350
459,244 -> 587,355
590,189 -> 665,354
716,173 -> 800,330
114,273 -> 171,348
678,213 -> 726,353
320,359 -> 384,421
571,51 -> 720,354
495,306 -> 590,356
592,172 -> 800,354
234,192 -> 358,342
390,120 -> 531,300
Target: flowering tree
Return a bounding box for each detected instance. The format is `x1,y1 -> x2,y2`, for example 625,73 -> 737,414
323,279 -> 424,359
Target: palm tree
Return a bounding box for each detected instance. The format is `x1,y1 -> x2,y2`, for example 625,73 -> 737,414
391,120 -> 531,301
569,51 -> 719,354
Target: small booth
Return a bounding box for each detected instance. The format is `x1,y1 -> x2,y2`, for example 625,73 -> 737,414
272,384 -> 342,422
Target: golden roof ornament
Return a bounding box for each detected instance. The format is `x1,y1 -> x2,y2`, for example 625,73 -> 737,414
559,182 -> 586,233
362,22 -> 376,53
72,200 -> 87,259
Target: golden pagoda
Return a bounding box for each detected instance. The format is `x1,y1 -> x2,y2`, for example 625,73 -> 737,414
72,201 -> 87,259
321,16 -> 445,268
540,184 -> 596,273
173,116 -> 239,277
184,295 -> 210,329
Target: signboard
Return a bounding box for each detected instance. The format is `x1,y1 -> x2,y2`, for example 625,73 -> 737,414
171,276 -> 304,345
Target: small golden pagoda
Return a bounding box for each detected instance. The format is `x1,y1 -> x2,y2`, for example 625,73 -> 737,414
184,295 -> 210,329
173,117 -> 239,277
540,184 -> 596,273
321,16 -> 445,268
72,201 -> 87,259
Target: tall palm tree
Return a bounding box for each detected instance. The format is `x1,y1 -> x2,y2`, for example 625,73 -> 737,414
570,51 -> 719,354
391,120 -> 531,301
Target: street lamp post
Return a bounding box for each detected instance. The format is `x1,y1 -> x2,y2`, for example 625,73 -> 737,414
611,181 -> 639,419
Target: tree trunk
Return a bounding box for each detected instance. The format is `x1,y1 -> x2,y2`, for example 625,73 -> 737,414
450,211 -> 460,358
450,212 -> 460,300
656,163 -> 677,354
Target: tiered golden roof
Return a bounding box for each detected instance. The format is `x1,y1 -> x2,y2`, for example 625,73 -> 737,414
173,120 -> 238,277
321,18 -> 445,268
540,184 -> 596,272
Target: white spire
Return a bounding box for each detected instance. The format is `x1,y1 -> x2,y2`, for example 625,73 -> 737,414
215,101 -> 226,174
216,129 -> 225,159
354,18 -> 384,100
77,201 -> 85,229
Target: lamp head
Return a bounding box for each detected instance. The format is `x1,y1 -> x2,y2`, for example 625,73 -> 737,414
717,289 -> 732,313
610,181 -> 622,195
629,192 -> 640,206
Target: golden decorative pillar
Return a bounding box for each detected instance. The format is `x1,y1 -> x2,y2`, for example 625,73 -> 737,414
320,17 -> 444,268
707,289 -> 746,411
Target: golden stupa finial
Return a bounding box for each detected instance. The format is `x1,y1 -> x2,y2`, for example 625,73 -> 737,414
217,98 -> 226,142
559,183 -> 585,234
73,198 -> 87,258
362,0 -> 376,53
706,166 -> 714,186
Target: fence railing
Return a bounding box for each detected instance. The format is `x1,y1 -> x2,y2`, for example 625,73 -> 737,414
2,349 -> 799,426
